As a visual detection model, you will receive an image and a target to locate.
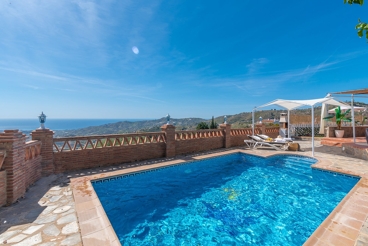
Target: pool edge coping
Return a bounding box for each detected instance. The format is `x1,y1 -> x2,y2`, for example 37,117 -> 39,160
70,149 -> 367,246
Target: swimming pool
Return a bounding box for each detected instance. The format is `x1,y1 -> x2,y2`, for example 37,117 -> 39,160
92,153 -> 359,245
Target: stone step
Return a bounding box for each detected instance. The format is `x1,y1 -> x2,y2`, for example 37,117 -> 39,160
321,140 -> 343,147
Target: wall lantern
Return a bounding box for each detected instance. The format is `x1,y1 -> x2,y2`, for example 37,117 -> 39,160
166,114 -> 170,125
38,111 -> 47,129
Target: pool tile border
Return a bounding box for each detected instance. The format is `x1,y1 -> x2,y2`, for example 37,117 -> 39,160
70,149 -> 368,246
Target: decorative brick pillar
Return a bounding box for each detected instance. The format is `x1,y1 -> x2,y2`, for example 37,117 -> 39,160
0,170 -> 6,207
255,123 -> 265,135
220,123 -> 231,148
31,129 -> 54,176
0,149 -> 6,170
0,130 -> 27,204
161,124 -> 176,158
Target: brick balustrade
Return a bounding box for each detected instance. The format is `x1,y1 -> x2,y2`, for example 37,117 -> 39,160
0,149 -> 7,207
0,169 -> 6,207
231,127 -> 257,147
175,129 -> 224,140
52,132 -> 166,152
0,124 -> 277,207
263,127 -> 280,137
24,141 -> 42,189
230,128 -> 255,136
25,140 -> 41,161
31,129 -> 54,176
0,149 -> 6,168
53,132 -> 167,173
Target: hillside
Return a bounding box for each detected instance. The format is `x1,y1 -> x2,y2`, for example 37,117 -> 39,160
54,102 -> 367,137
52,109 -> 310,137
54,117 -> 207,137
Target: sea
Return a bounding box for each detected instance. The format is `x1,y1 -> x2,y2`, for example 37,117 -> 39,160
0,119 -> 151,132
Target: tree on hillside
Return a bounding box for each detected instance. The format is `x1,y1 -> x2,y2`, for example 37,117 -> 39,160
344,0 -> 368,40
196,122 -> 209,130
209,116 -> 218,129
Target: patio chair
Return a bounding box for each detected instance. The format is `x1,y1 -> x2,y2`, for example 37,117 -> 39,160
245,135 -> 288,151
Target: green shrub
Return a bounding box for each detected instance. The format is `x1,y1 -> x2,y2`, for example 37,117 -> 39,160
210,116 -> 218,129
196,122 -> 209,130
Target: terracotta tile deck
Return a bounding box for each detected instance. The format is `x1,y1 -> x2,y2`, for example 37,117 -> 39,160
321,136 -> 366,147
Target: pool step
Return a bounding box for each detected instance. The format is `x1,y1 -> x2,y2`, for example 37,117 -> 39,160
284,161 -> 311,171
284,157 -> 315,165
282,167 -> 311,180
282,161 -> 312,178
284,163 -> 310,172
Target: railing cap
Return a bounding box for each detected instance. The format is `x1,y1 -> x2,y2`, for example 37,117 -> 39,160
54,132 -> 164,141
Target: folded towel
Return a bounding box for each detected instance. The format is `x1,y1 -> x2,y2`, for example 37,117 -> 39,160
275,138 -> 286,143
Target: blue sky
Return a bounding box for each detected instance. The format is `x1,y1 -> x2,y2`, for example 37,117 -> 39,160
1,1 -> 368,119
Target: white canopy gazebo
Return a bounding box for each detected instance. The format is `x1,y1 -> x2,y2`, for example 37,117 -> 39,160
253,97 -> 348,157
328,105 -> 366,113
328,88 -> 368,144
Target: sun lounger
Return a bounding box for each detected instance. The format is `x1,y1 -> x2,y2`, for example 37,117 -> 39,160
256,134 -> 293,142
244,140 -> 258,149
245,135 -> 288,150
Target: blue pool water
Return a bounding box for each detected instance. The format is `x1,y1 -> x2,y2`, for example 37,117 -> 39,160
92,153 -> 359,245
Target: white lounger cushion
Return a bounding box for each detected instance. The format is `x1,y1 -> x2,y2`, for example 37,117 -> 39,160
251,135 -> 263,141
275,138 -> 287,143
257,134 -> 269,140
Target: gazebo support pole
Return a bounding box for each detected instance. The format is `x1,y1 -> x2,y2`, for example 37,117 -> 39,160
312,105 -> 315,157
252,108 -> 255,136
351,94 -> 356,144
288,110 -> 290,138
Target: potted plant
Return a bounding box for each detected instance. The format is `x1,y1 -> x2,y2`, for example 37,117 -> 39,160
323,106 -> 352,138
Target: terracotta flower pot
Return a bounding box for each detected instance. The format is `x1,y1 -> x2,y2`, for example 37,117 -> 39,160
335,130 -> 344,138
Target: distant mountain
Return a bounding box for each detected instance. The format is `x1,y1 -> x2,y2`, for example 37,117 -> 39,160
51,110 -> 300,137
53,102 -> 368,137
54,117 -> 208,137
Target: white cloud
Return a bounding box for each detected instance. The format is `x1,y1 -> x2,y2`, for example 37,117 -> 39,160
183,59 -> 342,97
21,84 -> 40,90
246,58 -> 269,74
0,66 -> 68,81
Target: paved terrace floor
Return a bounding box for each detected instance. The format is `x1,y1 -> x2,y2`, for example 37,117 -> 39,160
0,140 -> 368,246
321,136 -> 366,147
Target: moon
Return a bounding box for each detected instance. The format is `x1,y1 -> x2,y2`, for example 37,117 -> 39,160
132,46 -> 139,54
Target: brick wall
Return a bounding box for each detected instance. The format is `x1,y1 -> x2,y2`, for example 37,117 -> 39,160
175,137 -> 224,155
54,143 -> 166,173
0,150 -> 5,170
24,140 -> 42,188
24,156 -> 42,188
230,127 -> 262,147
0,130 -> 42,206
0,170 -> 6,207
161,125 -> 175,157
51,125 -> 278,173
325,126 -> 367,138
31,129 -> 54,176
0,130 -> 27,204
263,127 -> 280,138
231,135 -> 249,147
